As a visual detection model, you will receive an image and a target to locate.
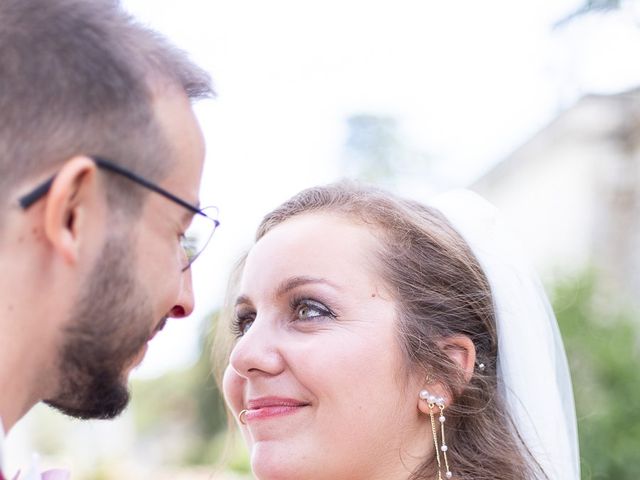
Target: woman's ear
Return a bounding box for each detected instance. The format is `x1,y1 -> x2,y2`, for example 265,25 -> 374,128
43,156 -> 99,264
416,336 -> 476,414
440,335 -> 476,384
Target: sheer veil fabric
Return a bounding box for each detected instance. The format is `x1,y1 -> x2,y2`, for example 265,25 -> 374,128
431,190 -> 580,480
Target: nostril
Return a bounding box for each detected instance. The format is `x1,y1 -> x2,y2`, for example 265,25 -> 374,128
170,305 -> 186,318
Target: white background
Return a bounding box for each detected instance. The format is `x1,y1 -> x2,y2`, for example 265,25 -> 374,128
120,0 -> 640,377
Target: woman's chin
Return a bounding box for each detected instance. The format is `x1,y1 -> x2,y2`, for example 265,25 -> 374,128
251,443 -> 305,480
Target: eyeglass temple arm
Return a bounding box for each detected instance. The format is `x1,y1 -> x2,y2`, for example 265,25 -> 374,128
91,156 -> 204,215
18,156 -> 211,219
18,176 -> 55,209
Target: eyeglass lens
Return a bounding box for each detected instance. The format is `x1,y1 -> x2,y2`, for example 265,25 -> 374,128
181,206 -> 219,269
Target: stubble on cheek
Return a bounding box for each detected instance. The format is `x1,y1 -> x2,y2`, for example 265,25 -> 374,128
45,236 -> 154,419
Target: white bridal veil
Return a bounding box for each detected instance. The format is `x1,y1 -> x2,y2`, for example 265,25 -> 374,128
432,190 -> 580,480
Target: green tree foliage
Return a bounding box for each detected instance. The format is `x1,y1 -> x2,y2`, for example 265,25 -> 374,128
552,272 -> 640,479
131,315 -> 227,466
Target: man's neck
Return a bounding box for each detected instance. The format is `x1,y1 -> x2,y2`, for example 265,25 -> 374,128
0,328 -> 51,433
0,367 -> 37,434
0,237 -> 69,434
0,416 -> 5,472
0,255 -> 62,433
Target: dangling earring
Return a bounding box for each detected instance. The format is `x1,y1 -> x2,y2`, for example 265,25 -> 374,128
419,389 -> 453,480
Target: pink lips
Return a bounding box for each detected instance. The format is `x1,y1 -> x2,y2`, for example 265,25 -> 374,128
243,397 -> 309,422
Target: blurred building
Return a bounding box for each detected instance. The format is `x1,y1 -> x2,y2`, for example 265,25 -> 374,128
472,87 -> 640,306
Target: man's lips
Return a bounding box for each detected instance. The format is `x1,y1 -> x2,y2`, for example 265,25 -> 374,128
242,397 -> 310,422
125,318 -> 169,372
150,317 -> 169,339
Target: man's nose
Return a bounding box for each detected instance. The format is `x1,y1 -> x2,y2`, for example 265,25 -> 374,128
169,268 -> 195,318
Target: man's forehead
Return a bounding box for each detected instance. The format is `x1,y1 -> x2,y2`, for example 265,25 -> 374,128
152,88 -> 206,209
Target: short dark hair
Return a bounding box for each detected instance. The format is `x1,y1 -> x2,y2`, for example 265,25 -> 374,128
0,0 -> 214,220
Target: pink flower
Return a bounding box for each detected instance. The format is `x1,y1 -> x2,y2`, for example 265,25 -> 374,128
11,467 -> 70,480
40,470 -> 70,480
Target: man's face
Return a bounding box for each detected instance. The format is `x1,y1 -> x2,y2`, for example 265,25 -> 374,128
45,88 -> 206,419
44,233 -> 153,418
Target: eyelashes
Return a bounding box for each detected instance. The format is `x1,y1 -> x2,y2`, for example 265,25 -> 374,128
231,296 -> 337,338
231,310 -> 255,337
291,297 -> 336,321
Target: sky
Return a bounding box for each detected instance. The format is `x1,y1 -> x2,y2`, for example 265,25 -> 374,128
120,0 -> 640,377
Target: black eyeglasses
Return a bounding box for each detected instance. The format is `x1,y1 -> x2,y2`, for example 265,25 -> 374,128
18,155 -> 220,271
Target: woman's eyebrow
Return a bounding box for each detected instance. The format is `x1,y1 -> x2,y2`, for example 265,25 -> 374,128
234,276 -> 339,307
274,276 -> 339,298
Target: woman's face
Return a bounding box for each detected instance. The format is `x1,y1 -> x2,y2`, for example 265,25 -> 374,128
223,212 -> 430,480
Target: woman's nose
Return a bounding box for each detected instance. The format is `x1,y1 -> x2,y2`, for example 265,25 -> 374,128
228,316 -> 285,379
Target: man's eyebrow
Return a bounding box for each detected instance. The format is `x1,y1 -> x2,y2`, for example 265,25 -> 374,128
235,294 -> 250,307
234,276 -> 339,307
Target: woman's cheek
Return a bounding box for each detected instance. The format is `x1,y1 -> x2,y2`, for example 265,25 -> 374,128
222,365 -> 244,412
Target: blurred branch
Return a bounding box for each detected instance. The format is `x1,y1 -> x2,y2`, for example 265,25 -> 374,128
554,0 -> 623,28
341,113 -> 433,185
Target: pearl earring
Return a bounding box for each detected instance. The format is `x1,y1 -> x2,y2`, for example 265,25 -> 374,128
420,389 -> 453,480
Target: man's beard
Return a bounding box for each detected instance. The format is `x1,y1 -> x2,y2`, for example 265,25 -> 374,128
44,236 -> 157,419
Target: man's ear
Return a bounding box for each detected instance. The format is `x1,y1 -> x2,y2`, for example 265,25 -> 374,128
43,156 -> 99,264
